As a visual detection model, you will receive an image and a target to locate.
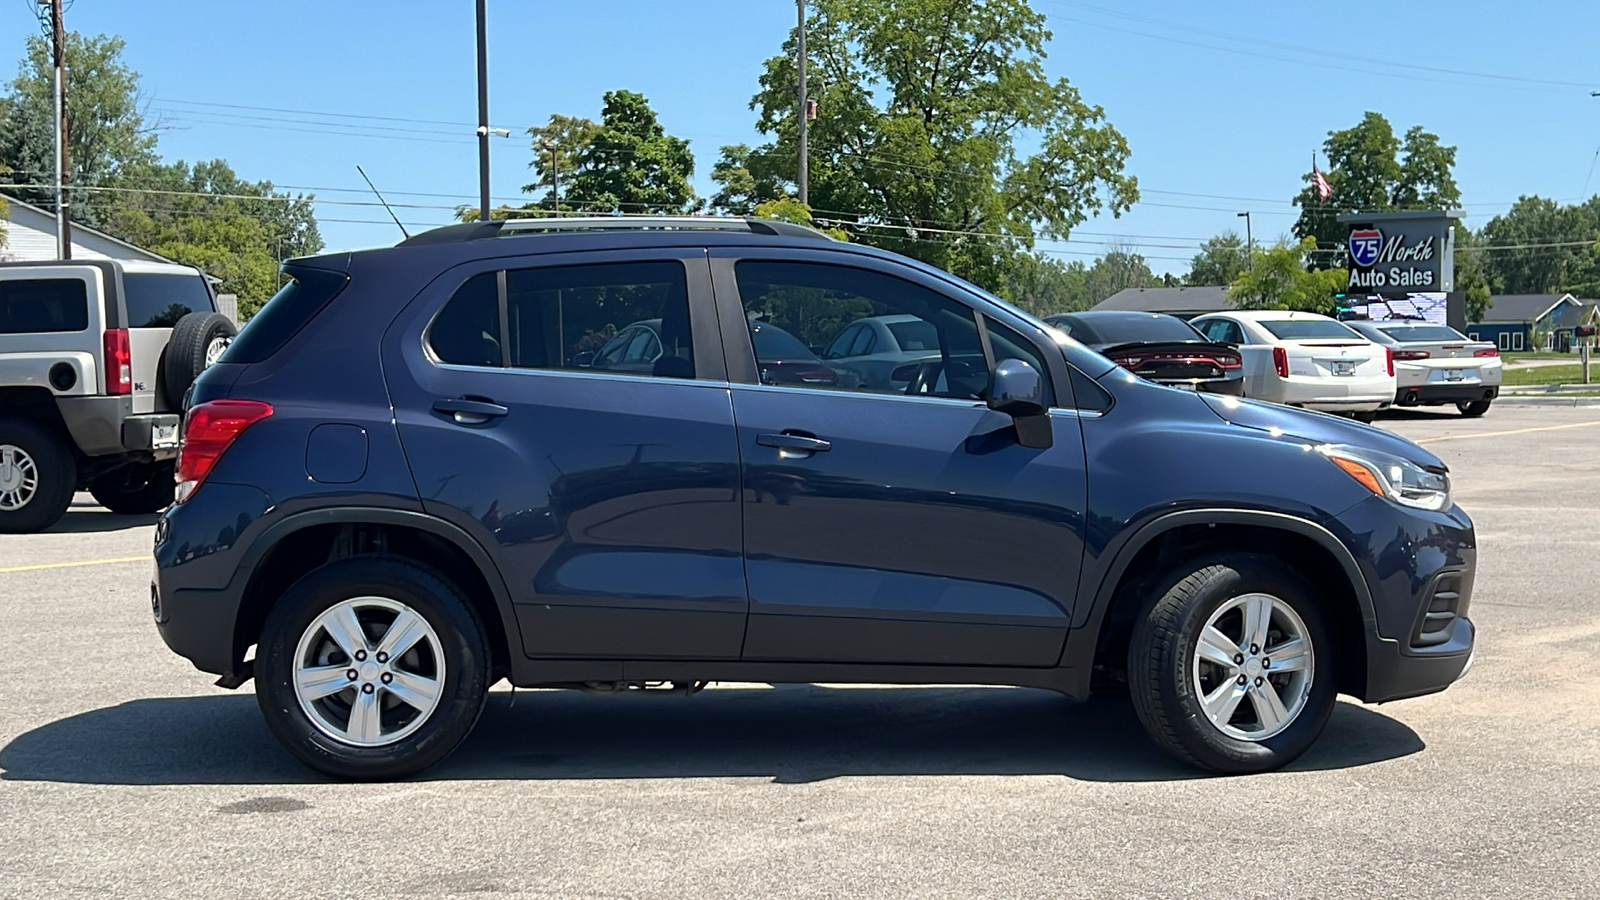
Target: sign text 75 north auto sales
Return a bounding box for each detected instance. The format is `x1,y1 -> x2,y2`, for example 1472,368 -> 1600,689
1348,227 -> 1438,288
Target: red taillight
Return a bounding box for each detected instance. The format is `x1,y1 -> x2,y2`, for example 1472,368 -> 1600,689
1474,347 -> 1499,358
103,328 -> 131,394
1392,350 -> 1431,361
175,400 -> 273,502
1385,347 -> 1395,376
1215,352 -> 1242,370
1272,346 -> 1289,378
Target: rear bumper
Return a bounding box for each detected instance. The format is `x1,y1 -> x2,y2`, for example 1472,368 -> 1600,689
1259,376 -> 1395,412
1395,384 -> 1499,405
55,395 -> 179,458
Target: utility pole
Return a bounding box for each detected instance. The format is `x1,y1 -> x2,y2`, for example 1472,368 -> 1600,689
796,0 -> 809,206
44,0 -> 70,259
474,0 -> 491,221
542,140 -> 559,210
1236,211 -> 1253,271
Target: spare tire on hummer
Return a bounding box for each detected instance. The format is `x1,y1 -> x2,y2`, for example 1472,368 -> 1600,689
164,312 -> 237,400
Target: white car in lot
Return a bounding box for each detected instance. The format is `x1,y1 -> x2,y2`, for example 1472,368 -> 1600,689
1345,319 -> 1502,417
1189,310 -> 1396,421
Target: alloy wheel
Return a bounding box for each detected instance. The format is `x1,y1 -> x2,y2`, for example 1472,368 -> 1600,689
292,596 -> 447,748
0,444 -> 39,511
1190,592 -> 1314,741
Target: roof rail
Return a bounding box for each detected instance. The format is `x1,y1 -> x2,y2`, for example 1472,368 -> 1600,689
397,215 -> 836,247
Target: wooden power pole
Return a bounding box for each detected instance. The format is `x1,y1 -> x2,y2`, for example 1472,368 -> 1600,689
45,0 -> 71,258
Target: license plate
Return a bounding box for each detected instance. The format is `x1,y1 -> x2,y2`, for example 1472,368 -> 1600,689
1331,361 -> 1356,376
152,423 -> 179,450
1443,368 -> 1464,381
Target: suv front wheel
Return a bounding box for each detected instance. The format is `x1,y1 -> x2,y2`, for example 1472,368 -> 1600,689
1128,553 -> 1336,774
255,558 -> 491,780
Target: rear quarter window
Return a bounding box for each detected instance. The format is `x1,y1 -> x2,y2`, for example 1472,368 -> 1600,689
221,266 -> 349,364
123,272 -> 215,327
0,278 -> 88,333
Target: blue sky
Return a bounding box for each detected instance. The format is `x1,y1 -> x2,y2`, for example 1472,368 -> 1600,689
3,1 -> 1598,275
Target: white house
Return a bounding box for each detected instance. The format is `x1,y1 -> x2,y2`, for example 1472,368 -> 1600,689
0,194 -> 173,264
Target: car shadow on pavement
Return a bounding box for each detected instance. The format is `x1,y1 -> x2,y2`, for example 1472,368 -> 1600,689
0,687 -> 1424,786
47,507 -> 161,534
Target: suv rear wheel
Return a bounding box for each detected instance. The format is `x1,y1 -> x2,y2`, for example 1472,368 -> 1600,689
1457,400 -> 1491,417
88,460 -> 175,514
255,558 -> 491,780
0,420 -> 76,533
1128,553 -> 1335,774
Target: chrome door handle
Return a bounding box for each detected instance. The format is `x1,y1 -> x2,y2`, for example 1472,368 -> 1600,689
756,432 -> 831,454
433,398 -> 508,425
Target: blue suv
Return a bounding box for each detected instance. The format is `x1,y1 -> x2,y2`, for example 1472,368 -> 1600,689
151,217 -> 1476,779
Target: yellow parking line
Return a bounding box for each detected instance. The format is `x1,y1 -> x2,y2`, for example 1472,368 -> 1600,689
0,555 -> 148,574
1416,420 -> 1600,445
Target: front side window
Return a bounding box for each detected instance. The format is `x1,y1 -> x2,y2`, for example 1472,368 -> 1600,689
427,261 -> 695,379
0,278 -> 89,334
732,260 -> 1049,403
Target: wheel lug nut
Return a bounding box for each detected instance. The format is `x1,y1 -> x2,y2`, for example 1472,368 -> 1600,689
1234,653 -> 1244,665
1254,676 -> 1264,686
346,669 -> 358,681
354,650 -> 367,662
1263,658 -> 1271,668
361,683 -> 375,694
1249,644 -> 1259,655
1237,674 -> 1247,686
381,672 -> 393,684
375,652 -> 389,664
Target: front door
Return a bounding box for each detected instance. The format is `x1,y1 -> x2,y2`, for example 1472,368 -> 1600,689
382,250 -> 748,660
712,252 -> 1087,667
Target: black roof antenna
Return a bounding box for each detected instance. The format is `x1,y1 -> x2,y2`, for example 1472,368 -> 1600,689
356,165 -> 409,239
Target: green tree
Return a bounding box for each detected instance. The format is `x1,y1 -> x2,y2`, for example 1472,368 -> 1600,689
106,159 -> 322,317
522,113 -> 600,210
1476,195 -> 1600,297
1000,253 -> 1090,316
562,90 -> 698,215
1186,232 -> 1248,285
1292,112 -> 1460,251
1228,238 -> 1349,314
1085,246 -> 1154,304
1452,226 -> 1492,324
713,0 -> 1137,294
0,33 -> 158,226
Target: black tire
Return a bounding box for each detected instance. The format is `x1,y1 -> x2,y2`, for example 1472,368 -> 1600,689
163,311 -> 237,401
88,460 -> 175,514
1456,400 -> 1491,418
255,558 -> 491,780
1350,411 -> 1378,423
0,419 -> 77,533
1128,553 -> 1336,774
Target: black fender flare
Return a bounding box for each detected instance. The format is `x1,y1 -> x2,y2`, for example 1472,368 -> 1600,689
1060,508 -> 1381,698
235,506 -> 523,659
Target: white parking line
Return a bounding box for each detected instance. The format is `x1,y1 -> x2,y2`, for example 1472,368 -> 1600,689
1415,420 -> 1600,445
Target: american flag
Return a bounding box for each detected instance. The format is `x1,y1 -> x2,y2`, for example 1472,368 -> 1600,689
1312,155 -> 1332,201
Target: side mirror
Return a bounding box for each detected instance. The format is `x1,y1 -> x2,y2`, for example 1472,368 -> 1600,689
572,351 -> 597,368
988,358 -> 1047,418
988,358 -> 1052,450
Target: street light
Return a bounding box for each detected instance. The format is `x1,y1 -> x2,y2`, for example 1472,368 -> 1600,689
1236,211 -> 1254,271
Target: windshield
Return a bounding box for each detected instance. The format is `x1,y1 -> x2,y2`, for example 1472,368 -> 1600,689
886,319 -> 939,352
1379,324 -> 1466,342
1079,315 -> 1203,345
750,322 -> 817,360
1260,319 -> 1362,341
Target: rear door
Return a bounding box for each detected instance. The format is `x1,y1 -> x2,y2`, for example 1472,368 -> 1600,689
381,249 -> 749,661
121,270 -> 215,413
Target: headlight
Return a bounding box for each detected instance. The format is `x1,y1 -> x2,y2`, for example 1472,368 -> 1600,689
1319,443 -> 1451,511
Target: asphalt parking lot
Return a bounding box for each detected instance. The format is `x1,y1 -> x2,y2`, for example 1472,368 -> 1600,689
2,405 -> 1598,899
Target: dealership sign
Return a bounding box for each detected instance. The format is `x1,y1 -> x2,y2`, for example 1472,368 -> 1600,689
1340,211 -> 1456,295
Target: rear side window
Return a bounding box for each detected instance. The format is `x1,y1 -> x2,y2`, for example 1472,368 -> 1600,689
428,261 -> 696,379
123,272 -> 213,327
221,266 -> 349,364
0,278 -> 88,333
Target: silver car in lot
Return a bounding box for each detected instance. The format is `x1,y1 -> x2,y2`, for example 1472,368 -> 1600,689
820,313 -> 943,390
1345,319 -> 1503,417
